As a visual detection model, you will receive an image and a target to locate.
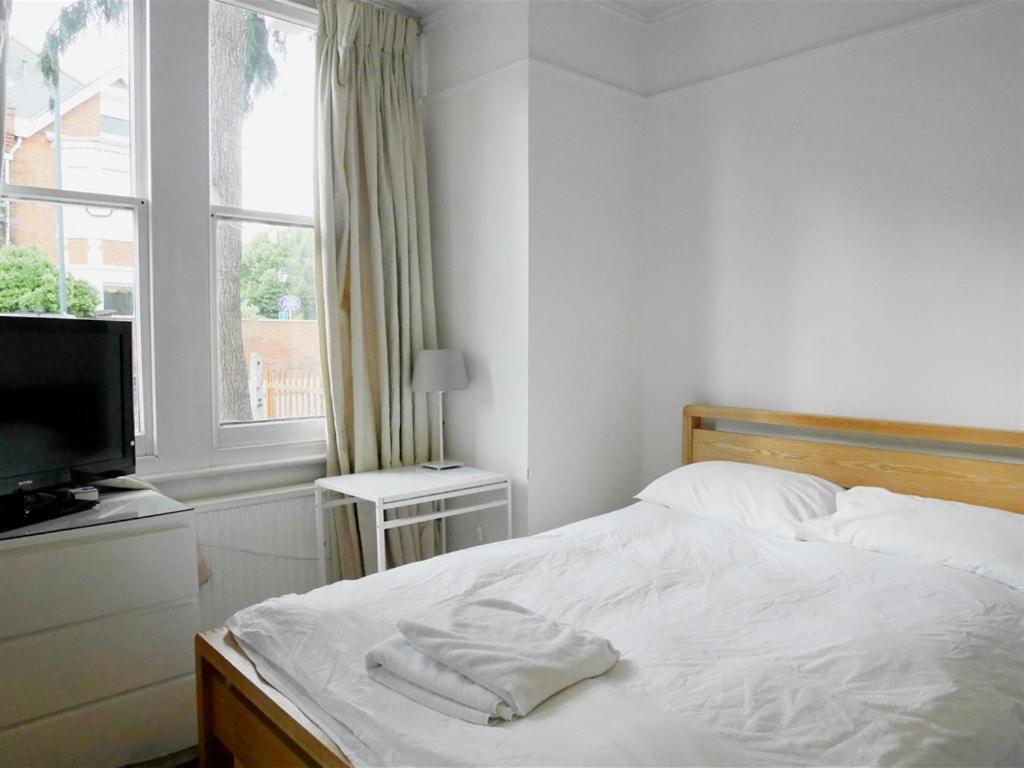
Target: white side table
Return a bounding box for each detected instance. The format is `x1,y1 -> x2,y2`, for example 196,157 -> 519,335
314,466 -> 512,579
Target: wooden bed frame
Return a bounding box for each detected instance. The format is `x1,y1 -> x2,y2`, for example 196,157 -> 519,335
196,627 -> 352,767
683,405 -> 1024,513
196,404 -> 1024,767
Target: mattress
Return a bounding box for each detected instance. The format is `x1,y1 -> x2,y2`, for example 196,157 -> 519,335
227,501 -> 1024,767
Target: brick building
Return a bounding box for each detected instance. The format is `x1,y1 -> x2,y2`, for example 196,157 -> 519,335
3,39 -> 135,316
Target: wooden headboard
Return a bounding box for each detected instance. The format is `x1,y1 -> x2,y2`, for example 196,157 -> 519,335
683,405 -> 1024,514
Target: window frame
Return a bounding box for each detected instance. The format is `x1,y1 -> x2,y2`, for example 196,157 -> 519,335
207,0 -> 324,453
0,0 -> 155,457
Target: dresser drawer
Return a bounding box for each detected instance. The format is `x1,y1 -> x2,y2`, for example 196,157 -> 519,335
0,598 -> 199,728
0,675 -> 195,768
0,523 -> 197,639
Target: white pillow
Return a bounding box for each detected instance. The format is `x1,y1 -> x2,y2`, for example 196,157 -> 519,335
636,461 -> 842,539
803,486 -> 1024,590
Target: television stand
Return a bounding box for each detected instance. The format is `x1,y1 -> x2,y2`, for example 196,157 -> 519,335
0,488 -> 198,766
0,490 -> 100,535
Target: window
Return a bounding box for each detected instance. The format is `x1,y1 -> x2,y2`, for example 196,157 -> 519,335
2,0 -> 152,450
209,0 -> 322,445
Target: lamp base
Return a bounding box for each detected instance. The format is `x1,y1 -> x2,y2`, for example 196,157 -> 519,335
421,460 -> 464,471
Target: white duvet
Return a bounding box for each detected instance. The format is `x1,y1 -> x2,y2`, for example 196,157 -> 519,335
227,502 -> 1024,767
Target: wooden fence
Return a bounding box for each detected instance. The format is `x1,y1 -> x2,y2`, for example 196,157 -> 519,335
264,368 -> 326,420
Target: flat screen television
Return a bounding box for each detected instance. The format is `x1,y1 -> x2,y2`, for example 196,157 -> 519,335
0,315 -> 135,498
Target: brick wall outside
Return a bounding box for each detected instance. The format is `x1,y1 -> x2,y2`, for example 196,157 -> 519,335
7,95 -> 107,262
10,94 -> 101,187
242,319 -> 321,374
8,199 -> 57,260
66,238 -> 134,267
4,109 -> 15,152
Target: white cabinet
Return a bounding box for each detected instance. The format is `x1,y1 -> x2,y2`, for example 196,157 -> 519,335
0,492 -> 199,767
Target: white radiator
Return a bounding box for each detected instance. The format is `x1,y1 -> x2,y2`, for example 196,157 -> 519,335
194,486 -> 322,629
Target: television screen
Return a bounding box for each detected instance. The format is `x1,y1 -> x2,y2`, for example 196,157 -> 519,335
0,316 -> 135,496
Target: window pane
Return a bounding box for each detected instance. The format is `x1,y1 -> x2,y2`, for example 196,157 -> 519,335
5,0 -> 133,196
209,2 -> 314,217
216,219 -> 323,425
0,198 -> 144,433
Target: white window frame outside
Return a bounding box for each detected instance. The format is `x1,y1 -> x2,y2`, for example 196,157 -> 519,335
208,0 -> 323,453
0,0 -> 156,458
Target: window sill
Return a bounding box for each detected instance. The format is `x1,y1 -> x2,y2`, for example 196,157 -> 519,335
215,417 -> 326,451
140,452 -> 327,502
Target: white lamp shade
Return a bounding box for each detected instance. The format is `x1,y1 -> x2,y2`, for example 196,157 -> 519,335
411,349 -> 468,392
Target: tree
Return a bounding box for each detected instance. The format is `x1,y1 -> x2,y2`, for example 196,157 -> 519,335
38,0 -> 126,102
241,228 -> 316,320
0,245 -> 99,317
41,0 -> 283,422
210,2 -> 283,422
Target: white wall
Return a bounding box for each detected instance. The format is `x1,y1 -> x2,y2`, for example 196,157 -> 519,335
424,0 -> 1022,536
423,2 -> 530,544
526,2 -> 646,533
527,63 -> 643,532
641,2 -> 1024,481
425,0 -> 647,537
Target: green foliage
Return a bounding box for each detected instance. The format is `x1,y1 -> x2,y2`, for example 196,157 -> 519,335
240,229 -> 316,321
0,245 -> 99,318
241,12 -> 285,114
39,0 -> 126,96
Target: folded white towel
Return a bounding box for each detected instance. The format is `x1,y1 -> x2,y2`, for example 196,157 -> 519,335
366,635 -> 512,725
365,598 -> 619,725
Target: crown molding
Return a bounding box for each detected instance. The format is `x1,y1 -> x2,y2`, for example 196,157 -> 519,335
594,1 -> 710,25
419,0 -> 1003,101
421,0 -> 462,28
422,0 -> 710,28
424,57 -> 530,102
591,1 -> 648,24
529,57 -> 641,100
647,0 -> 1007,99
643,0 -> 713,23
423,55 -> 642,102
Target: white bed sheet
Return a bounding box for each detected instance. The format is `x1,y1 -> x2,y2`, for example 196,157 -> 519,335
227,501 -> 1024,767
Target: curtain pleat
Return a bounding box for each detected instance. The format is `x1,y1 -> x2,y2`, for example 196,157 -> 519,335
315,0 -> 439,579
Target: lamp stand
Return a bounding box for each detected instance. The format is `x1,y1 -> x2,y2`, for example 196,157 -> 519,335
422,390 -> 463,470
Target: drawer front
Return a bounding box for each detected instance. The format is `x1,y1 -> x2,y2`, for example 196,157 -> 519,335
0,598 -> 199,728
0,675 -> 196,768
0,524 -> 198,639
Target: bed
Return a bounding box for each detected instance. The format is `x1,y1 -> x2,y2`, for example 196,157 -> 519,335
195,404 -> 1024,767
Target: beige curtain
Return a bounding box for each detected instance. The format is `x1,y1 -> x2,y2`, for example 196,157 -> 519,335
314,0 -> 440,579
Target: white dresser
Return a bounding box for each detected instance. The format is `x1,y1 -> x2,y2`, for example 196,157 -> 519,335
0,491 -> 199,767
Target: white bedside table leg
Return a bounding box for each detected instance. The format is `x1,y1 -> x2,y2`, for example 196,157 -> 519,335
376,501 -> 387,573
440,497 -> 447,554
314,486 -> 327,585
507,482 -> 513,539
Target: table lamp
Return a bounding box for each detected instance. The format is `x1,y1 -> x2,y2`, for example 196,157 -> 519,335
411,349 -> 468,470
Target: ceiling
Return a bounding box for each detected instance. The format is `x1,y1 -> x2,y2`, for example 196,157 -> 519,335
386,0 -> 707,23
